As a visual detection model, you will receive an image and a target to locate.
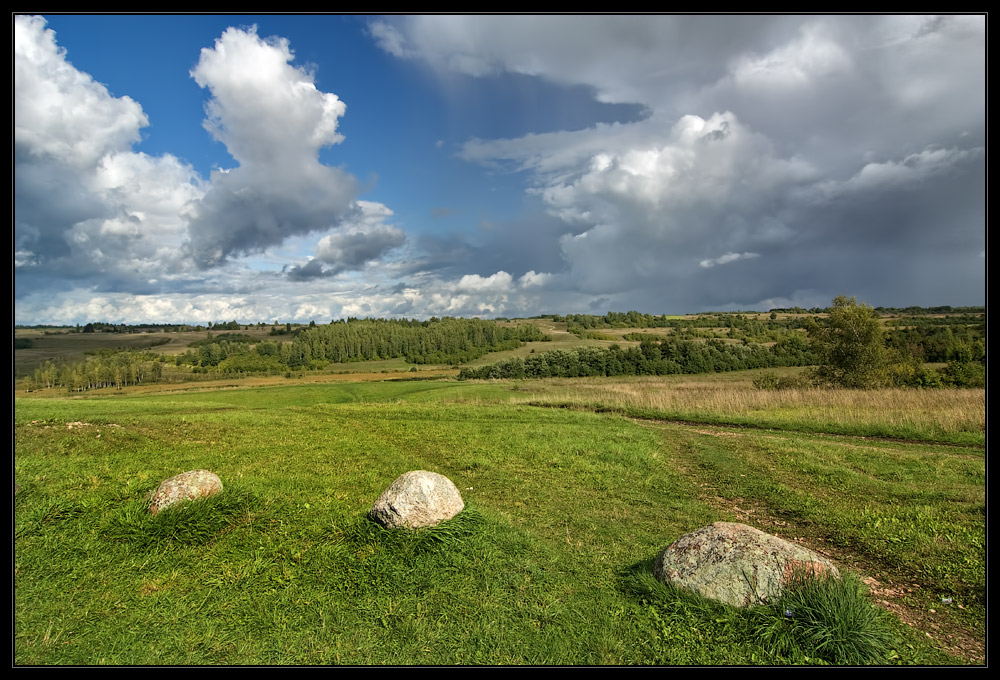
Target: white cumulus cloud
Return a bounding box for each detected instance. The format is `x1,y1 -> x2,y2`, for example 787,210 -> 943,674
15,16 -> 148,168
14,15 -> 205,291
456,271 -> 515,293
184,25 -> 360,268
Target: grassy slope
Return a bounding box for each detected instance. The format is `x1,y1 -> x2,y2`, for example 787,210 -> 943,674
508,372 -> 986,446
14,328 -> 281,377
14,378 -> 984,665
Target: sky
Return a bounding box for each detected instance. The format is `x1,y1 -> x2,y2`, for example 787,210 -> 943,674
14,14 -> 986,325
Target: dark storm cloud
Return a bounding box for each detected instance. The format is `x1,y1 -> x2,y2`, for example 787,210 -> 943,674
186,164 -> 359,268
313,214 -> 406,275
397,210 -> 576,283
377,15 -> 984,311
14,153 -> 107,263
285,259 -> 332,281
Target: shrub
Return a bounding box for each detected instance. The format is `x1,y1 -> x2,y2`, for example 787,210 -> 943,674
940,360 -> 986,388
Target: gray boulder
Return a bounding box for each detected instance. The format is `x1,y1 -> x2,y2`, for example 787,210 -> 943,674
653,521 -> 840,608
148,469 -> 223,515
369,470 -> 464,529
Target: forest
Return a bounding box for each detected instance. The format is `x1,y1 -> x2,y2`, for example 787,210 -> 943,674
457,335 -> 814,380
16,304 -> 985,393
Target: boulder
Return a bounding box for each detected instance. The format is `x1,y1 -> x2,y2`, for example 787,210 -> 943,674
653,521 -> 839,608
148,469 -> 223,515
369,470 -> 464,529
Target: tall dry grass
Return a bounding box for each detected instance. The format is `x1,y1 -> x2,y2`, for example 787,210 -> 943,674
509,376 -> 985,442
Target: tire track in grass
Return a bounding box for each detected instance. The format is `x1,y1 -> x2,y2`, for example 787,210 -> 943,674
526,401 -> 983,450
631,416 -> 984,665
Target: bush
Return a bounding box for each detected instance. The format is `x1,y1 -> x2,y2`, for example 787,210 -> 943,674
940,360 -> 986,388
886,360 -> 943,388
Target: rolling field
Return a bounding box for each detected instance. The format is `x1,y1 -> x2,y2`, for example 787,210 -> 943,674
14,375 -> 985,665
506,371 -> 986,446
14,328 -> 278,378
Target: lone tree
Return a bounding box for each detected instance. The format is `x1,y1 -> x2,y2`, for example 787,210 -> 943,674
807,296 -> 891,388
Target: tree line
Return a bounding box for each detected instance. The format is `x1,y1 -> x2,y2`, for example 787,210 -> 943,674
462,297 -> 985,388
18,301 -> 983,391
170,319 -> 551,373
459,334 -> 815,380
20,318 -> 552,390
22,351 -> 165,392
286,318 -> 549,367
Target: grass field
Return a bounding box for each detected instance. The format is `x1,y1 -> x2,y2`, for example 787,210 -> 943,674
14,373 -> 985,665
14,328 -> 280,378
506,370 -> 986,446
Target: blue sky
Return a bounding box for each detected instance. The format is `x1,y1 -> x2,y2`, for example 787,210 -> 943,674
15,15 -> 985,324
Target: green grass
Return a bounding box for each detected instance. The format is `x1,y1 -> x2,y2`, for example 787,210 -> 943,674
751,573 -> 895,664
14,379 -> 983,664
625,567 -> 898,665
635,421 -> 985,591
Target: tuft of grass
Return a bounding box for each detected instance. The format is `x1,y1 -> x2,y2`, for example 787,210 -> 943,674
15,498 -> 93,539
336,507 -> 488,559
104,486 -> 260,548
749,573 -> 895,665
625,564 -> 896,665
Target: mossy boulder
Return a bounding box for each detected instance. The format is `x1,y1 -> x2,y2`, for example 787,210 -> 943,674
653,522 -> 840,608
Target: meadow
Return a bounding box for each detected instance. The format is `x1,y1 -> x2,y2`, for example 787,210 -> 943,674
14,372 -> 985,665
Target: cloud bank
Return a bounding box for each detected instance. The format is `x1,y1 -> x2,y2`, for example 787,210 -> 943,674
375,15 -> 985,313
15,16 -> 984,324
15,15 -> 204,294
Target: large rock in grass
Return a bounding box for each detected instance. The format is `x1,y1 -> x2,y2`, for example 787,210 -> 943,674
148,469 -> 223,515
369,470 -> 464,529
653,522 -> 839,608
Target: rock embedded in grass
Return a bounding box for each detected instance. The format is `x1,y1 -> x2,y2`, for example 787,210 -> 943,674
653,521 -> 840,608
369,470 -> 464,529
148,469 -> 223,515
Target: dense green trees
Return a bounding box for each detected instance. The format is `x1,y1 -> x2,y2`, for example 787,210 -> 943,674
806,296 -> 985,389
458,336 -> 816,381
23,351 -> 165,392
167,318 -> 551,375
887,323 -> 985,363
289,318 -> 548,366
